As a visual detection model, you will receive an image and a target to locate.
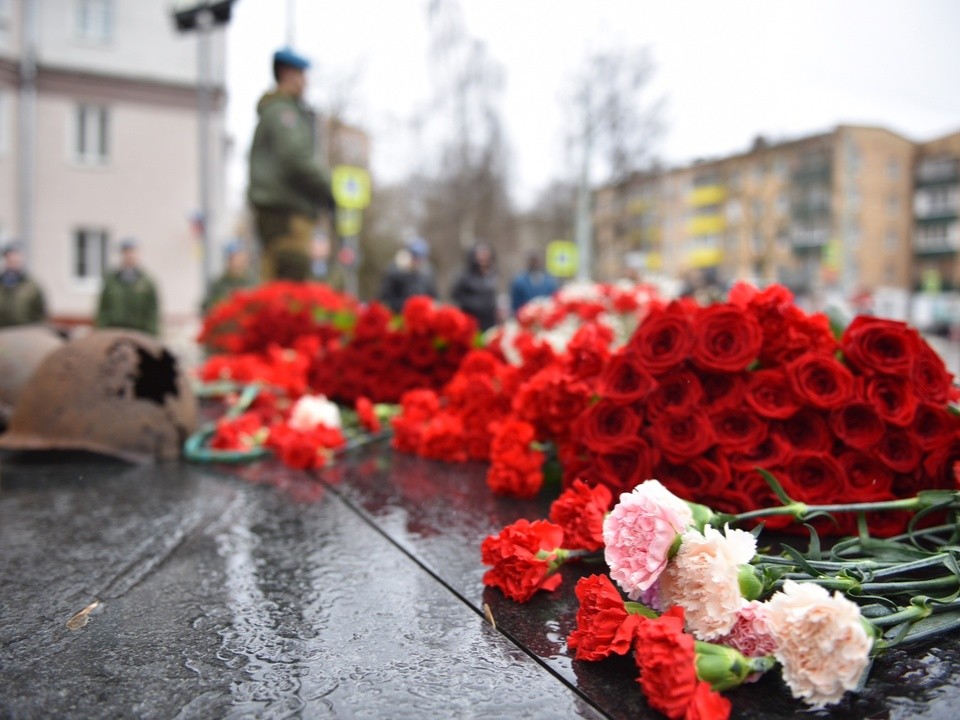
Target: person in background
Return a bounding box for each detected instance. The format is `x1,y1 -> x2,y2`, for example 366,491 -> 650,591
96,238 -> 159,335
248,48 -> 335,282
378,237 -> 437,313
0,241 -> 46,328
202,241 -> 255,314
451,242 -> 498,331
510,249 -> 558,314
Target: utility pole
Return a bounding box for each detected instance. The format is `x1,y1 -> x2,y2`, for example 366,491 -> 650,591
18,0 -> 39,260
574,85 -> 593,281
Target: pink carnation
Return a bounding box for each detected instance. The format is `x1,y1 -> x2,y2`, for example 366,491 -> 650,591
603,479 -> 694,599
715,600 -> 777,660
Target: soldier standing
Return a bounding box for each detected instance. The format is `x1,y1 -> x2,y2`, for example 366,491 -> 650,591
248,48 -> 335,282
0,241 -> 47,328
202,241 -> 255,313
95,238 -> 160,335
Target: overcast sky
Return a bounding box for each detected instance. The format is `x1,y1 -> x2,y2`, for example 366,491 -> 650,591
224,0 -> 960,210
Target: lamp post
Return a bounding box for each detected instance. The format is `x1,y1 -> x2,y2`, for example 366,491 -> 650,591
172,0 -> 237,292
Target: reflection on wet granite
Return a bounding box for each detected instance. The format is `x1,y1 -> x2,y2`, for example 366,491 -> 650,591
333,440 -> 960,720
0,453 -> 604,719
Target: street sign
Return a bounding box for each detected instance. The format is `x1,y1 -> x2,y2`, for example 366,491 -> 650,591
546,240 -> 578,278
336,208 -> 363,237
332,165 -> 371,210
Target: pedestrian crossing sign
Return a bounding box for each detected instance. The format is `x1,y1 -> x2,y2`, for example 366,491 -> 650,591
546,240 -> 578,278
336,208 -> 363,238
332,165 -> 371,210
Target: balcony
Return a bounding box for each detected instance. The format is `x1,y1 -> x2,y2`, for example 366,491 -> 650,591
687,185 -> 726,207
685,246 -> 723,269
789,226 -> 830,250
687,214 -> 726,236
916,157 -> 959,186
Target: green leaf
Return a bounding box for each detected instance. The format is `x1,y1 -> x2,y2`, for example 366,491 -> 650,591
803,523 -> 822,561
778,544 -> 825,577
756,468 -> 794,506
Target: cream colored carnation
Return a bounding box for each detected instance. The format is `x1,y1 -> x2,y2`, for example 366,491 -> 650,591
658,524 -> 757,640
288,394 -> 342,431
766,580 -> 872,708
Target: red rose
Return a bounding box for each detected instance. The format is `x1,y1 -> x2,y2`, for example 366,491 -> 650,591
480,519 -> 565,603
691,304 -> 763,373
549,480 -> 614,551
710,408 -> 769,454
634,606 -> 699,720
628,303 -> 694,374
842,315 -> 921,376
876,429 -> 922,474
836,450 -> 894,501
913,404 -> 957,450
657,453 -> 732,503
786,352 -> 855,410
648,370 -> 705,418
699,371 -> 747,411
597,351 -> 657,403
829,402 -> 885,450
775,408 -> 832,453
728,434 -> 789,472
567,574 -> 643,661
865,375 -> 919,427
913,341 -> 954,405
745,369 -> 801,419
591,437 -> 661,496
649,411 -> 716,462
579,401 -> 644,452
923,437 -> 960,487
783,453 -> 847,504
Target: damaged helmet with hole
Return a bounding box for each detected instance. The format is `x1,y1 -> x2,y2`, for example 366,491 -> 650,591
0,325 -> 65,430
0,329 -> 198,462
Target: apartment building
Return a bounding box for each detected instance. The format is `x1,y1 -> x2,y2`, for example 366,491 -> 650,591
593,124 -> 942,299
0,0 -> 227,330
913,131 -> 960,291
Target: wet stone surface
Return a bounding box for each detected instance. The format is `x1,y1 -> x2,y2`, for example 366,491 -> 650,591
0,452 -> 602,719
2,444 -> 959,719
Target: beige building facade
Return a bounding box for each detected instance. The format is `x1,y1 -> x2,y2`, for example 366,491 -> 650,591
0,0 -> 227,330
594,124 -> 954,299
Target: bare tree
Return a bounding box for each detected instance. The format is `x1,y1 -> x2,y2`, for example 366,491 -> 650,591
416,0 -> 516,297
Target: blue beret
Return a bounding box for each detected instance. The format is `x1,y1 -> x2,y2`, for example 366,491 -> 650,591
2,239 -> 22,256
407,237 -> 429,258
223,240 -> 243,257
119,237 -> 138,251
273,48 -> 310,71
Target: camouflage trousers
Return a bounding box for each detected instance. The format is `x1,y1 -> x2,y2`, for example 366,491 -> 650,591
255,209 -> 315,282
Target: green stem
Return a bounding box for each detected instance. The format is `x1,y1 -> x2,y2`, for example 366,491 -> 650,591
734,496 -> 926,525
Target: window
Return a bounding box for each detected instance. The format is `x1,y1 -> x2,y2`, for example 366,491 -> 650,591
76,0 -> 112,42
884,230 -> 898,253
884,262 -> 896,284
887,157 -> 900,180
75,104 -> 109,164
887,194 -> 900,215
73,228 -> 109,280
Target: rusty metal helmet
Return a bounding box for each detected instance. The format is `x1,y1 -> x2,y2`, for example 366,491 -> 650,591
0,329 -> 198,462
0,325 -> 65,427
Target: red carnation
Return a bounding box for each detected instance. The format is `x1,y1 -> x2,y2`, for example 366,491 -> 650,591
579,401 -> 644,453
650,411 -> 717,462
597,351 -> 657,403
691,305 -> 763,373
628,303 -> 694,374
865,375 -> 919,427
355,396 -> 381,433
480,519 -> 565,603
842,315 -> 921,376
486,418 -> 544,499
830,402 -> 885,451
566,323 -> 614,380
745,369 -> 801,419
567,574 -> 643,661
685,681 -> 732,720
549,479 -> 613,551
634,606 -> 699,720
513,365 -> 592,438
787,352 -> 855,410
